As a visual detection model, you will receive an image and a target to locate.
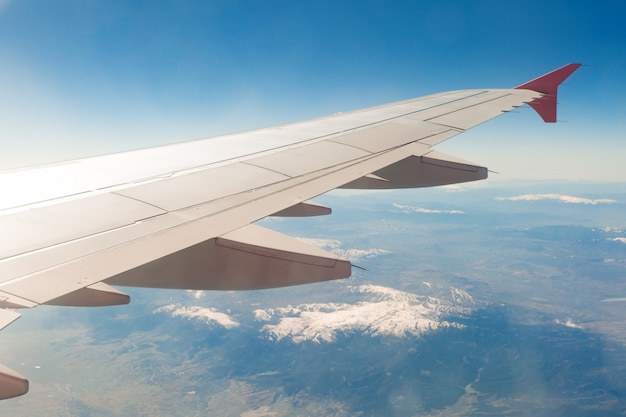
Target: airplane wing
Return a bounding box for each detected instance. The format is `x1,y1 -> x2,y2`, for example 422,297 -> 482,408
0,63 -> 581,399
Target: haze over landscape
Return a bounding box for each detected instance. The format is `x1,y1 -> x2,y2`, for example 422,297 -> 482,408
1,183 -> 626,415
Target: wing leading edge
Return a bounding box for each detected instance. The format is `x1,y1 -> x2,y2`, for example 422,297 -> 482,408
0,64 -> 580,399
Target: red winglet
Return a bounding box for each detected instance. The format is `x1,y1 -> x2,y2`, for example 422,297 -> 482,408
514,63 -> 581,123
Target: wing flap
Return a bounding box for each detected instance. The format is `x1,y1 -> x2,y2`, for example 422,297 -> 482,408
0,291 -> 37,309
106,224 -> 350,290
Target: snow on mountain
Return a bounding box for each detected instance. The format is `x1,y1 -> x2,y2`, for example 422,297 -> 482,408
154,304 -> 240,329
254,284 -> 476,343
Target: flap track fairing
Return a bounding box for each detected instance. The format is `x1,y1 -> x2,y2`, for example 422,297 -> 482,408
106,224 -> 351,290
0,364 -> 28,400
271,200 -> 331,217
44,282 -> 130,307
340,150 -> 487,189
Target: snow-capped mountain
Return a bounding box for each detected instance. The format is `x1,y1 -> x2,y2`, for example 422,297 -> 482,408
153,284 -> 478,344
254,284 -> 477,343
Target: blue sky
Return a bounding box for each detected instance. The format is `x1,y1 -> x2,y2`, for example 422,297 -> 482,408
1,0 -> 624,180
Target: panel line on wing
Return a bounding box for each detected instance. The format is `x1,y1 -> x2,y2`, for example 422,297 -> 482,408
0,193 -> 167,262
419,91 -> 540,130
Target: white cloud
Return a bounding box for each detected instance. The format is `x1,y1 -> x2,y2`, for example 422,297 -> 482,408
602,297 -> 626,303
609,237 -> 626,244
393,203 -> 464,214
254,285 -> 475,343
496,194 -> 617,205
296,238 -> 390,262
555,318 -> 583,329
154,304 -> 240,329
296,238 -> 342,251
187,290 -> 205,299
337,248 -> 391,263
441,184 -> 468,192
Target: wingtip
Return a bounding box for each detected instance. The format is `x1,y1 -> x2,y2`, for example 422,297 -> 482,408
514,63 -> 582,123
514,63 -> 582,93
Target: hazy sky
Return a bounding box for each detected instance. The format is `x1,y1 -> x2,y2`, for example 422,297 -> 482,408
1,0 -> 624,180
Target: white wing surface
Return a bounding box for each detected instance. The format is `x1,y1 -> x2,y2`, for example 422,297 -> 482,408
0,64 -> 581,399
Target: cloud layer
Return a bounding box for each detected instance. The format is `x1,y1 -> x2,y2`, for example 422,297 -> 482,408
496,194 -> 616,205
554,318 -> 584,329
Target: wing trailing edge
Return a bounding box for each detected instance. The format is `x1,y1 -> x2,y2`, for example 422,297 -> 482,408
514,63 -> 581,122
